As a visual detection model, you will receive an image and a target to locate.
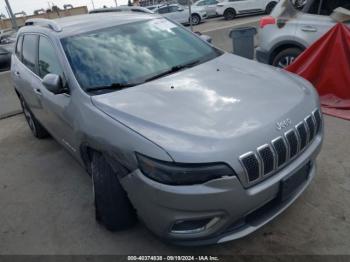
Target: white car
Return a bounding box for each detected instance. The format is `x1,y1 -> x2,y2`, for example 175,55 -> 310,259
154,4 -> 207,25
216,0 -> 279,20
192,0 -> 221,18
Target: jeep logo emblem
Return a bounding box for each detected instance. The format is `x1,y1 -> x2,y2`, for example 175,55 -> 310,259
276,118 -> 292,130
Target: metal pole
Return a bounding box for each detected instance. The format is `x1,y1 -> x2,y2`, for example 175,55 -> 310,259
4,0 -> 18,30
91,0 -> 96,9
188,0 -> 193,31
114,0 -> 118,7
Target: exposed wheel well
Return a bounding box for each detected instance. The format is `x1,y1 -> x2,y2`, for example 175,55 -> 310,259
80,145 -> 130,177
267,1 -> 278,7
269,43 -> 305,65
80,144 -> 95,175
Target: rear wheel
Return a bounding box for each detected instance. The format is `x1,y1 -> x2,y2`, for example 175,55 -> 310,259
19,95 -> 49,138
224,9 -> 236,20
91,152 -> 137,231
190,14 -> 201,25
265,1 -> 277,14
272,48 -> 303,68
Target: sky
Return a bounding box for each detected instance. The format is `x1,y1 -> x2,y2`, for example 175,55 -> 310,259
0,0 -> 129,17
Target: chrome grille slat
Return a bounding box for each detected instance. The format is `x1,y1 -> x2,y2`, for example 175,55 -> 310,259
272,136 -> 288,167
312,109 -> 322,134
285,129 -> 299,159
239,152 -> 261,183
257,144 -> 275,176
305,115 -> 316,142
239,109 -> 322,187
296,122 -> 308,150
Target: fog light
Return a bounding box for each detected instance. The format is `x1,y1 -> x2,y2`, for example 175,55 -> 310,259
170,217 -> 220,234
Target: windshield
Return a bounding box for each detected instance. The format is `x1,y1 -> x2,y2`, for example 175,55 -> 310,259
61,18 -> 221,91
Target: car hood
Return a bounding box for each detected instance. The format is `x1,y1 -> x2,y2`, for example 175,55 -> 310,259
92,53 -> 319,162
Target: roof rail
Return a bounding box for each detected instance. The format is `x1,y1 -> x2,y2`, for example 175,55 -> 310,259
25,18 -> 62,32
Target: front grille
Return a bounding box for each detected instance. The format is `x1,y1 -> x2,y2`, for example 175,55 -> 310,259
272,137 -> 287,167
285,130 -> 298,158
257,145 -> 275,175
305,115 -> 316,141
313,109 -> 322,133
239,109 -> 322,186
296,122 -> 308,150
239,152 -> 260,182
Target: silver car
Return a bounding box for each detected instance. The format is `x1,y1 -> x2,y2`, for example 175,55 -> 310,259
12,13 -> 323,245
154,4 -> 207,25
256,0 -> 350,67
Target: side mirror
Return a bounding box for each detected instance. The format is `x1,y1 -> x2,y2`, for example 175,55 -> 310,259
42,74 -> 65,94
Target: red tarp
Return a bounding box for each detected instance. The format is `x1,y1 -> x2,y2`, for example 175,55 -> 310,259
286,23 -> 350,120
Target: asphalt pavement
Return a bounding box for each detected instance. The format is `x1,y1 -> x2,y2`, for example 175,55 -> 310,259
0,114 -> 349,255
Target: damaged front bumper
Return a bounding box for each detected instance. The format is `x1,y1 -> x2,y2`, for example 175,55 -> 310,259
120,134 -> 322,245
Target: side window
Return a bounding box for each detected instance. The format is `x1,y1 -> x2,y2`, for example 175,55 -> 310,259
15,35 -> 23,59
197,1 -> 206,6
38,36 -> 63,79
158,7 -> 169,14
169,6 -> 180,12
22,34 -> 38,73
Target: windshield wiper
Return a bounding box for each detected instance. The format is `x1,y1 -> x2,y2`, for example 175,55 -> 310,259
86,82 -> 136,92
142,59 -> 201,83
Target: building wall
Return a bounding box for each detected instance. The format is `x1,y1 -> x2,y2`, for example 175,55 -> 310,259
0,6 -> 88,30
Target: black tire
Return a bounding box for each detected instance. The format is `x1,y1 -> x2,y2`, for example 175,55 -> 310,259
224,8 -> 236,20
91,152 -> 137,231
265,1 -> 277,14
272,48 -> 303,68
19,95 -> 49,139
190,14 -> 201,26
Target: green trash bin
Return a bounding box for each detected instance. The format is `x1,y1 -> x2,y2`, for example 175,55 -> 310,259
229,27 -> 257,60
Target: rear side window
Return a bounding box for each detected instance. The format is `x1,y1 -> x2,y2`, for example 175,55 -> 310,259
158,7 -> 169,14
22,34 -> 38,73
38,36 -> 63,78
15,35 -> 23,59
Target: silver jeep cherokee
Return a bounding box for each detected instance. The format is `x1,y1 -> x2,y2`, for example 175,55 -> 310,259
11,13 -> 323,245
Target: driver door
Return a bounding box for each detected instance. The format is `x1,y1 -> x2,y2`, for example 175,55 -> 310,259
36,35 -> 78,154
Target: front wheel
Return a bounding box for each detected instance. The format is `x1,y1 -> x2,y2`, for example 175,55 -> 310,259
224,9 -> 236,20
190,14 -> 201,25
272,48 -> 303,68
91,152 -> 137,231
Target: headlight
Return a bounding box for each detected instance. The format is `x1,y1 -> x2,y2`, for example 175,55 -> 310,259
136,153 -> 235,185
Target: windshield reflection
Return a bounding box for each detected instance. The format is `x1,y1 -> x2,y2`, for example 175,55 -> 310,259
61,18 -> 220,91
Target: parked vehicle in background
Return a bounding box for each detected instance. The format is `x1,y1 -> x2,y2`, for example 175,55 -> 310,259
0,45 -> 12,71
0,32 -> 15,71
154,4 -> 207,25
89,6 -> 154,14
192,0 -> 221,18
12,13 -> 323,245
256,0 -> 350,68
146,4 -> 164,11
216,0 -> 279,20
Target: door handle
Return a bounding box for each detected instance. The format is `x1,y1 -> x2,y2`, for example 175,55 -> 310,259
34,88 -> 42,96
301,26 -> 317,32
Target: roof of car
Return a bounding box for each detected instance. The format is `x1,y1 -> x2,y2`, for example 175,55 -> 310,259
20,12 -> 159,38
